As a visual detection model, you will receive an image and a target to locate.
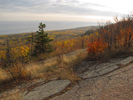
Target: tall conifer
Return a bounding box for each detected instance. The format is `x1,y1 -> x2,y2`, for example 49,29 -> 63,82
33,22 -> 53,55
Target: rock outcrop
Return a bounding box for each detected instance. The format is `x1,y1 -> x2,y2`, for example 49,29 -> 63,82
1,56 -> 133,100
50,56 -> 133,100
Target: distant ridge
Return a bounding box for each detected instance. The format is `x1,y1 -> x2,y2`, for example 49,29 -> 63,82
46,26 -> 98,32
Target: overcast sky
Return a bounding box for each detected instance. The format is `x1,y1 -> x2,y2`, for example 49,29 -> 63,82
0,0 -> 132,22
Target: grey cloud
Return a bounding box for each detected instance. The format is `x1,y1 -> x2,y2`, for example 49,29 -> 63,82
0,0 -> 124,17
0,0 -> 50,7
0,0 -> 50,13
31,3 -> 123,17
84,3 -> 106,7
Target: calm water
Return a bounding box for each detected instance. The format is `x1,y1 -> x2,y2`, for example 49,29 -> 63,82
0,21 -> 97,35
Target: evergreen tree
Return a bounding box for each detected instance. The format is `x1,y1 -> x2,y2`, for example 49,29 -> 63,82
33,22 -> 53,55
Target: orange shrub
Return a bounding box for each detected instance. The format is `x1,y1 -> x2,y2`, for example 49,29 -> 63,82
116,26 -> 133,47
87,38 -> 108,54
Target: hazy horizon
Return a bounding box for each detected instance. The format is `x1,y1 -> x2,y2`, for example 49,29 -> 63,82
0,21 -> 98,35
0,0 -> 132,35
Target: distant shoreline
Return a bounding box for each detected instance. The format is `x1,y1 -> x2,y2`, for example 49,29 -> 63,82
1,25 -> 98,36
0,21 -> 98,35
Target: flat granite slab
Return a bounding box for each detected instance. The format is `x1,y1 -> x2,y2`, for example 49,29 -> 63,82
1,56 -> 133,100
50,63 -> 133,100
79,62 -> 120,79
22,80 -> 70,100
97,65 -> 119,74
117,56 -> 133,65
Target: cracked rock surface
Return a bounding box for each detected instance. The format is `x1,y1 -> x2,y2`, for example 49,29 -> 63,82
0,79 -> 70,100
1,56 -> 133,100
22,80 -> 71,100
51,56 -> 133,100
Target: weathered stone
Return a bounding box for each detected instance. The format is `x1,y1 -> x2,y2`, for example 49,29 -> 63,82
50,84 -> 80,100
31,79 -> 46,85
16,79 -> 46,90
79,61 -> 119,79
75,61 -> 95,74
2,55 -> 133,100
50,62 -> 133,100
23,80 -> 70,100
95,63 -> 110,72
117,56 -> 133,65
109,58 -> 123,63
97,65 -> 119,74
79,70 -> 99,79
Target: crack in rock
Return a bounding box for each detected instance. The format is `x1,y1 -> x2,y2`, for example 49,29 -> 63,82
94,80 -> 100,90
49,57 -> 133,100
23,80 -> 71,100
75,81 -> 81,99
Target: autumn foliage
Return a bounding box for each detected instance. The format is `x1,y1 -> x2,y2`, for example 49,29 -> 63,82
0,25 -> 93,83
6,62 -> 27,80
87,38 -> 108,54
86,14 -> 133,56
52,36 -> 90,55
0,14 -> 133,83
116,26 -> 133,47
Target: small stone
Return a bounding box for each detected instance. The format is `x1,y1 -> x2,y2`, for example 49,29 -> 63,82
50,78 -> 58,81
31,79 -> 46,85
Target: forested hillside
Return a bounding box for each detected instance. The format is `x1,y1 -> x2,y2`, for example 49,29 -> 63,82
1,14 -> 133,95
0,26 -> 97,67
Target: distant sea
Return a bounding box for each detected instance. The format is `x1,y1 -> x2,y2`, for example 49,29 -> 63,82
0,21 -> 97,35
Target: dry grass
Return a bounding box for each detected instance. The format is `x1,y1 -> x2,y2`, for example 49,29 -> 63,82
24,46 -> 133,83
0,91 -> 22,100
2,46 -> 133,99
25,48 -> 87,82
2,46 -> 132,85
25,57 -> 58,79
0,68 -> 9,83
1,94 -> 21,100
0,48 -> 87,100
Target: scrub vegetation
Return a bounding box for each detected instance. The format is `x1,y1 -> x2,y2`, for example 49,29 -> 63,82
0,14 -> 133,96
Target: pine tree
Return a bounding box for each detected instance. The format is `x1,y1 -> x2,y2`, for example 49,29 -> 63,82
33,22 -> 53,55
